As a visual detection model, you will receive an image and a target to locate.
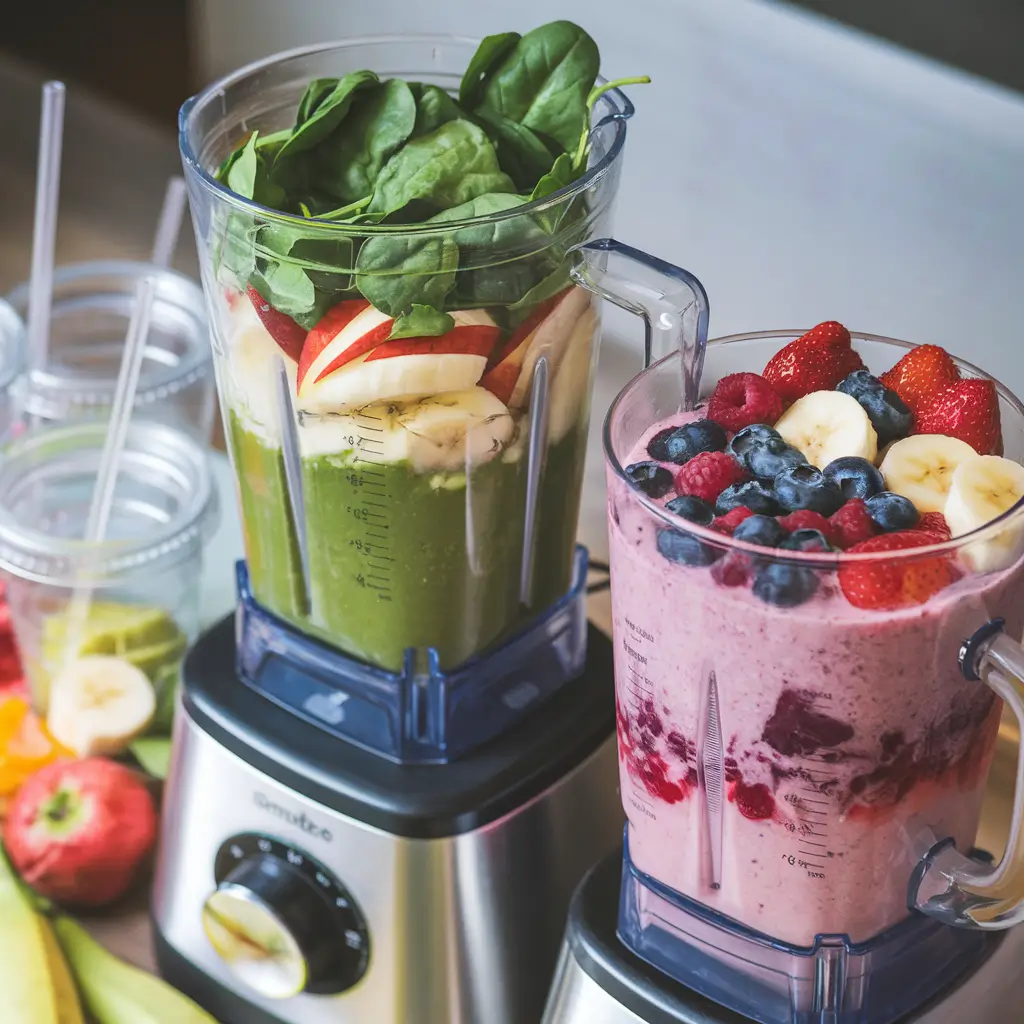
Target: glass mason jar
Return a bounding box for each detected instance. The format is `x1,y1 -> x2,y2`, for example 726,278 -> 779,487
0,420 -> 219,716
606,327 -> 1024,948
179,35 -> 706,672
5,261 -> 216,443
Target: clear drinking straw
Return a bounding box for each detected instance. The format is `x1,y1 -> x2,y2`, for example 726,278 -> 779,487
26,81 -> 66,379
61,276 -> 159,670
150,176 -> 187,268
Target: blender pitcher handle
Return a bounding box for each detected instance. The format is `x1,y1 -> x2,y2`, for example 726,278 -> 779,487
909,619 -> 1024,928
569,239 -> 710,409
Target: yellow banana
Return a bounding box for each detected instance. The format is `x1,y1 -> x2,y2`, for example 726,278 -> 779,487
53,914 -> 218,1024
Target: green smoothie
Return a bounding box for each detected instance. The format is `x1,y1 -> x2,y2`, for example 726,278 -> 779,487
227,410 -> 585,671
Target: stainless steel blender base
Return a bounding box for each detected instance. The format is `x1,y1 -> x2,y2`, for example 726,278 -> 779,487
542,852 -> 1024,1024
152,617 -> 623,1024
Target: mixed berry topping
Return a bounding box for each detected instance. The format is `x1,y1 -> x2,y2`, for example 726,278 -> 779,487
623,320 -> 1022,610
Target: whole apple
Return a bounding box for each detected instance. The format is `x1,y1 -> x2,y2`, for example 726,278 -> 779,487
2,757 -> 157,908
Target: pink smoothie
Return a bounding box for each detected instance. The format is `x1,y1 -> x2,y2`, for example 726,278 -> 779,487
608,413 -> 1024,947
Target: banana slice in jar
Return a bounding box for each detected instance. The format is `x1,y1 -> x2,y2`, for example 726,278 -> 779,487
774,390 -> 878,468
879,434 -> 977,513
944,454 -> 1024,572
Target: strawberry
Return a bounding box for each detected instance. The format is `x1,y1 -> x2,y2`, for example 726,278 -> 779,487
675,452 -> 746,502
829,499 -> 878,549
762,322 -> 865,403
878,344 -> 959,415
247,284 -> 308,362
777,510 -> 836,545
711,552 -> 752,587
707,373 -> 783,432
913,378 -> 1002,455
712,506 -> 755,535
838,531 -> 954,609
915,511 -> 952,540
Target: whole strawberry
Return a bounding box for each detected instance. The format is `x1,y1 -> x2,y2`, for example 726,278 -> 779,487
777,510 -> 836,545
913,378 -> 1002,455
838,530 -> 953,609
763,322 -> 865,404
878,344 -> 960,415
829,499 -> 878,549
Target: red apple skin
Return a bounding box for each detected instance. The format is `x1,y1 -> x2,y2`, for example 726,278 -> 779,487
2,758 -> 158,909
364,324 -> 500,362
297,299 -> 394,390
246,285 -> 308,363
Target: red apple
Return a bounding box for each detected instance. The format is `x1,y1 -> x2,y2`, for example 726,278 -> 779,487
479,295 -> 563,405
2,758 -> 158,908
296,300 -> 393,392
365,323 -> 499,362
246,285 -> 308,362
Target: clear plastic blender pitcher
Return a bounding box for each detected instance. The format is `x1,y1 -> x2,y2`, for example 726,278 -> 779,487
605,327 -> 1024,949
178,36 -> 707,672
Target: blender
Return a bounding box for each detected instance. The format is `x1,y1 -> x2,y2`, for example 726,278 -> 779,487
151,34 -> 709,1024
544,316 -> 1024,1022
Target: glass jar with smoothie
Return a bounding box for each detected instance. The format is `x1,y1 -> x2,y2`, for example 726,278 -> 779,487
178,24 -> 699,672
606,324 -> 1024,948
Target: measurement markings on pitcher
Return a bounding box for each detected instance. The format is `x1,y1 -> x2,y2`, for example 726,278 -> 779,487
350,414 -> 393,603
623,619 -> 658,805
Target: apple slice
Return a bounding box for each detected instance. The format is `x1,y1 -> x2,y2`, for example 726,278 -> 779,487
479,295 -> 563,405
246,285 -> 307,362
296,300 -> 393,392
547,306 -> 598,443
508,287 -> 593,410
297,309 -> 500,414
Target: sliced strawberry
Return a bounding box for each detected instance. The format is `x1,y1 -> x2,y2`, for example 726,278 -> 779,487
838,530 -> 954,610
913,378 -> 1002,455
365,325 -> 499,362
878,344 -> 960,415
829,499 -> 878,549
762,322 -> 865,403
246,285 -> 308,362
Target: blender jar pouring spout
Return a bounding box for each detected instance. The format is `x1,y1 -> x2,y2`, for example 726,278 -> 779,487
569,239 -> 709,409
910,618 -> 1024,929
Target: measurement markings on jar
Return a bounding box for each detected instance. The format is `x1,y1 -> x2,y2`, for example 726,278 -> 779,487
622,620 -> 658,806
351,416 -> 393,604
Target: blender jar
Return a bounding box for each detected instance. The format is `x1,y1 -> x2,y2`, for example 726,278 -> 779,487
605,330 -> 1024,948
5,261 -> 216,443
179,36 -> 705,672
0,420 -> 219,717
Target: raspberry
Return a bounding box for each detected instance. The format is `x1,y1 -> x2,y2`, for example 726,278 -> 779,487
711,552 -> 752,587
777,510 -> 835,545
675,452 -> 746,502
712,506 -> 754,535
829,499 -> 878,549
915,511 -> 952,540
707,373 -> 784,432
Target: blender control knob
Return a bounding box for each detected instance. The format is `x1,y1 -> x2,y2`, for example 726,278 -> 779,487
202,838 -> 369,999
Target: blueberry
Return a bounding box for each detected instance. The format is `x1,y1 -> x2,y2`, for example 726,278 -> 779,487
733,514 -> 787,548
665,495 -> 715,525
727,424 -> 782,459
744,441 -> 807,482
866,491 -> 919,531
823,456 -> 885,501
838,371 -> 913,445
656,527 -> 722,567
715,481 -> 781,516
646,420 -> 727,464
626,461 -> 674,498
781,528 -> 831,552
753,563 -> 820,607
773,465 -> 843,516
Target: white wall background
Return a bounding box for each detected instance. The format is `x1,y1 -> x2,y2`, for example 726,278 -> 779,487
193,0 -> 1024,557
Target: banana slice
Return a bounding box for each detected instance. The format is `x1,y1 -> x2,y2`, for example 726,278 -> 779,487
298,386 -> 514,473
944,455 -> 1024,572
774,390 -> 877,469
47,656 -> 156,758
879,434 -> 977,513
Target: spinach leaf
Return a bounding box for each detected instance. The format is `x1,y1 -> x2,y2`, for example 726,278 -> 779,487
410,83 -> 465,138
215,210 -> 258,287
472,105 -> 554,192
459,32 -> 520,110
275,70 -> 379,163
389,303 -> 455,339
480,21 -> 599,154
311,79 -> 416,204
571,75 -> 651,170
295,78 -> 339,125
257,261 -> 316,319
220,131 -> 287,208
508,258 -> 572,313
367,120 -> 515,219
530,152 -> 575,201
355,233 -> 459,317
